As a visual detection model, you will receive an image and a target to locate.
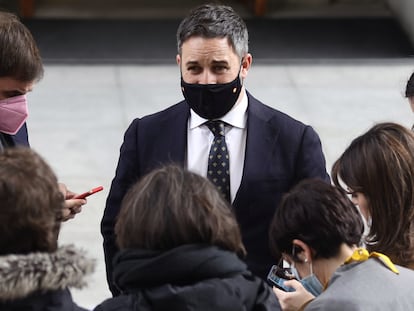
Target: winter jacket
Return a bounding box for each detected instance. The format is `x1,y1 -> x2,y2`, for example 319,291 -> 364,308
0,245 -> 95,311
95,244 -> 281,311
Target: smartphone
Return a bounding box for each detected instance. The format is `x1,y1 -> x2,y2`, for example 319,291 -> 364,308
74,186 -> 104,199
267,264 -> 296,292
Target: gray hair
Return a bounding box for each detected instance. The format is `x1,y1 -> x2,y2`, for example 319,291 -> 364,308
176,3 -> 249,59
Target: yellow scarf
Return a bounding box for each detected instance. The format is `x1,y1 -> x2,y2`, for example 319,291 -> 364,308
344,248 -> 399,274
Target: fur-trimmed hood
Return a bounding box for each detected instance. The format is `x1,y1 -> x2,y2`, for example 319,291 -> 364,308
0,244 -> 95,301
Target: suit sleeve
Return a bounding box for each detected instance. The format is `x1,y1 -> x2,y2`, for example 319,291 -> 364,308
295,125 -> 330,183
101,119 -> 140,296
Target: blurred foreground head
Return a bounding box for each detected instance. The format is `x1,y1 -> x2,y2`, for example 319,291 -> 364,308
116,164 -> 246,256
0,147 -> 63,255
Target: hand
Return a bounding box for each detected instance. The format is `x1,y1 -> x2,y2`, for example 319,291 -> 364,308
59,183 -> 87,221
273,279 -> 315,311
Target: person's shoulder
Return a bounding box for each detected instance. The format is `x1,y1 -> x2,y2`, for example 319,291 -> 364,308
363,257 -> 414,282
394,263 -> 414,282
5,123 -> 30,147
130,101 -> 188,124
305,296 -> 361,311
247,92 -> 307,127
315,260 -> 414,309
126,100 -> 188,129
144,100 -> 188,119
93,295 -> 139,311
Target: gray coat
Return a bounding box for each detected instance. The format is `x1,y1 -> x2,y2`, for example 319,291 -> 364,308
306,258 -> 414,310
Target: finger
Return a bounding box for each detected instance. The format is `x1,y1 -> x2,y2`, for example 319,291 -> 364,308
273,286 -> 287,299
283,279 -> 303,290
65,198 -> 87,208
62,208 -> 70,218
58,183 -> 67,195
61,208 -> 75,221
70,205 -> 82,214
65,189 -> 78,199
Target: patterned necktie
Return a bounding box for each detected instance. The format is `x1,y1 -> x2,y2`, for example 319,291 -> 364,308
206,120 -> 230,202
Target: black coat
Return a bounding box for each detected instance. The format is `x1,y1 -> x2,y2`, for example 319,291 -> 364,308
0,289 -> 87,311
94,244 -> 281,311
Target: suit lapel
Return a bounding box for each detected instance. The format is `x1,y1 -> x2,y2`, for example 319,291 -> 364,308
234,94 -> 280,204
157,102 -> 189,166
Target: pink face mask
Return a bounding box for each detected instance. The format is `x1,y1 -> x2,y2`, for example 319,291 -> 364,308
0,95 -> 29,135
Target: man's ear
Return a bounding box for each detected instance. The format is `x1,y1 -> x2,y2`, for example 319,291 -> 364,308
240,53 -> 252,79
292,239 -> 313,263
176,54 -> 181,66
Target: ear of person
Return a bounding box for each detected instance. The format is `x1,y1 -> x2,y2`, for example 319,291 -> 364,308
292,239 -> 313,263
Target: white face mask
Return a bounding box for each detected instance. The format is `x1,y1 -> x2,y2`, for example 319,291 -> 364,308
355,204 -> 372,246
0,95 -> 28,135
366,215 -> 372,228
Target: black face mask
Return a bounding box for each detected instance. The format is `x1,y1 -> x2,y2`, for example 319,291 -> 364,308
181,73 -> 242,120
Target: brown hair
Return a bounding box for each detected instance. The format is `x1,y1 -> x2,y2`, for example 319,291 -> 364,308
0,11 -> 43,81
115,165 -> 246,256
332,122 -> 414,268
0,147 -> 63,255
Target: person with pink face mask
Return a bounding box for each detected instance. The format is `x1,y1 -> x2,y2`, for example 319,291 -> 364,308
0,11 -> 86,221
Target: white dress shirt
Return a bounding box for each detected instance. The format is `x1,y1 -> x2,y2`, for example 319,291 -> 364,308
187,89 -> 248,203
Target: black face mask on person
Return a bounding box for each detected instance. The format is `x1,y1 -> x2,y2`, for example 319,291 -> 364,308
181,66 -> 243,120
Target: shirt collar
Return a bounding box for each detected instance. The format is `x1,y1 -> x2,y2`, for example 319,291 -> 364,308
189,88 -> 248,129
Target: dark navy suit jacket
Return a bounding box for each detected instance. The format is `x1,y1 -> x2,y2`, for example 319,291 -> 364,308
0,123 -> 30,148
102,93 -> 330,295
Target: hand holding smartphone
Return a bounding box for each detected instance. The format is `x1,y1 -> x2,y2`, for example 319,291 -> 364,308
74,186 -> 104,199
267,264 -> 297,292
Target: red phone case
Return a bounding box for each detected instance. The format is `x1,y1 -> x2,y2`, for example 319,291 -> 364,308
74,186 -> 104,199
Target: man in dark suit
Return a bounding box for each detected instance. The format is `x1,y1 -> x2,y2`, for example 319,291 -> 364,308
102,3 -> 330,295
